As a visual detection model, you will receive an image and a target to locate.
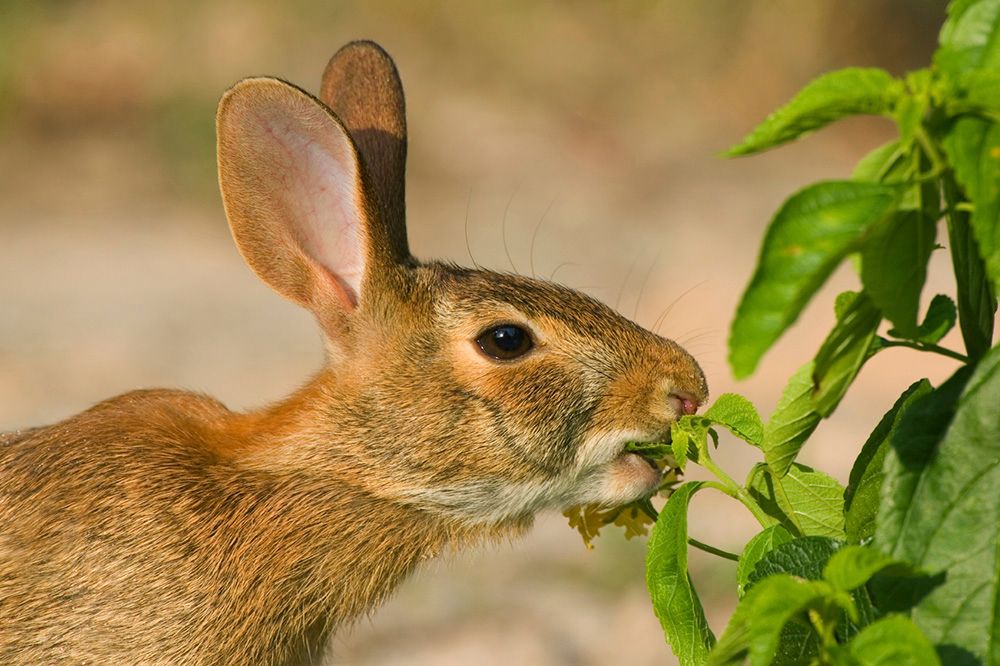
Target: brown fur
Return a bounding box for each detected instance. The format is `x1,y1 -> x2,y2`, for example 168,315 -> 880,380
0,41 -> 706,664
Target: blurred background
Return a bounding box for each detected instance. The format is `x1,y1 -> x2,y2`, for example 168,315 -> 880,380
0,1 -> 963,664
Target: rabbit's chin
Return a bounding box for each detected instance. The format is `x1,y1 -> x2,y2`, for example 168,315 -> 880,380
595,452 -> 665,504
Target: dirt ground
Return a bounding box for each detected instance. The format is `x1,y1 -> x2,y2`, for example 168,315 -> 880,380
0,2 -> 961,663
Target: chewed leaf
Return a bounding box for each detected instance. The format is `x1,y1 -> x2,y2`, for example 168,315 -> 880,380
704,393 -> 764,446
729,181 -> 899,379
727,67 -> 900,157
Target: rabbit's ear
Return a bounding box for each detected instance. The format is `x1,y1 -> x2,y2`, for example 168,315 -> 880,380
217,77 -> 387,329
320,41 -> 409,262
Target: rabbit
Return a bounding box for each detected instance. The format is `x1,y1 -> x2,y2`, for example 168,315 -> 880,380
0,40 -> 707,665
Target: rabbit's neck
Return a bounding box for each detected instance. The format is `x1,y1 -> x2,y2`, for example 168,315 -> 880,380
228,373 -> 502,663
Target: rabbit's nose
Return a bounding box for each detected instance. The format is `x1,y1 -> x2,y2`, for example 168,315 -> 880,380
669,393 -> 699,416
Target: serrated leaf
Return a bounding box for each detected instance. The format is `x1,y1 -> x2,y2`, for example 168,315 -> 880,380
745,537 -> 879,644
943,115 -> 1000,296
747,463 -> 846,539
878,348 -> 1000,664
704,393 -> 764,446
727,68 -> 900,157
737,525 -> 794,598
763,363 -> 823,476
646,482 -> 715,664
709,575 -> 848,666
861,211 -> 937,338
729,181 -> 899,379
844,379 -> 932,544
746,536 -> 845,591
935,0 -> 1000,78
812,291 -> 883,416
888,294 -> 958,344
844,615 -> 941,665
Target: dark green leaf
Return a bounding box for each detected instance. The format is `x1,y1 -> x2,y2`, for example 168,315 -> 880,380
737,525 -> 794,597
747,463 -> 846,539
727,68 -> 900,157
888,295 -> 958,344
844,379 -> 933,544
861,211 -> 937,338
942,175 -> 996,360
708,575 -> 849,666
704,393 -> 764,446
646,482 -> 715,664
845,615 -> 941,665
763,362 -> 823,475
935,0 -> 1000,78
745,536 -> 844,591
812,291 -> 883,416
729,181 -> 899,379
876,354 -> 1000,663
942,116 -> 1000,298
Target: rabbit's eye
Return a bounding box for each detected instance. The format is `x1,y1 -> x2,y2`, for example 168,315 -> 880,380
476,324 -> 533,361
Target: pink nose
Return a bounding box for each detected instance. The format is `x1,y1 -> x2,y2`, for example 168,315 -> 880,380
671,394 -> 699,415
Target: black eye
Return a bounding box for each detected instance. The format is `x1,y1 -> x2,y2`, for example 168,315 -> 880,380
476,324 -> 534,361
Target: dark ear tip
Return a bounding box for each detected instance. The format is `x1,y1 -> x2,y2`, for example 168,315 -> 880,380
326,40 -> 400,79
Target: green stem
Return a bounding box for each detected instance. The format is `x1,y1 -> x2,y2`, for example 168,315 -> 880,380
688,538 -> 739,562
914,125 -> 946,173
881,339 -> 970,363
700,457 -> 774,529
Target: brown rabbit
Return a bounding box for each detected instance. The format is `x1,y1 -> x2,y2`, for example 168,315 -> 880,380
0,41 -> 706,665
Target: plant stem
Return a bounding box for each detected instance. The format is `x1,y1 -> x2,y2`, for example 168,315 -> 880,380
881,339 -> 970,362
700,456 -> 774,529
914,125 -> 946,173
688,538 -> 739,561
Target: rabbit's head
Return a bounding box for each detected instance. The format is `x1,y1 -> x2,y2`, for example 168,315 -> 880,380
217,42 -> 706,526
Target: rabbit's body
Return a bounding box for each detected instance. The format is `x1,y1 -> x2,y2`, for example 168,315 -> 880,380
0,42 -> 706,665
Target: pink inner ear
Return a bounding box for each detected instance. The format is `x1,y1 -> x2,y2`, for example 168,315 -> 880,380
259,110 -> 367,306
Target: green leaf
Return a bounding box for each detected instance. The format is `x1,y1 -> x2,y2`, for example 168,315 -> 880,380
704,393 -> 764,446
709,575 -> 850,666
763,362 -> 823,475
646,482 -> 715,664
943,117 -> 1000,312
823,546 -> 913,592
812,291 -> 883,416
888,294 -> 958,344
744,537 -> 880,644
727,68 -> 900,157
669,423 -> 691,470
935,0 -> 1000,78
729,181 -> 900,379
745,536 -> 845,591
737,525 -> 794,598
844,615 -> 941,665
878,348 -> 1000,664
843,379 -> 933,544
853,140 -> 905,183
861,211 -> 937,338
942,174 -> 996,360
747,463 -> 846,539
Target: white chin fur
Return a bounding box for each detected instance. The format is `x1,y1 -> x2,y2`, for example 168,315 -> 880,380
398,451 -> 662,524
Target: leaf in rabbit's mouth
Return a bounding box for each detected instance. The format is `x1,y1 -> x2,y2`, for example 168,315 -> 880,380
564,441 -> 681,548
